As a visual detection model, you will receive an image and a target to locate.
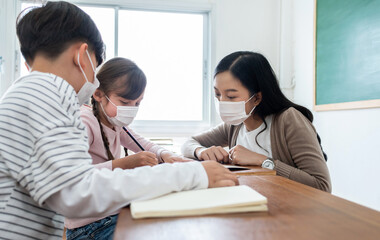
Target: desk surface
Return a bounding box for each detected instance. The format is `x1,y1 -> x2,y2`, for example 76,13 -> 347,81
114,176 -> 380,240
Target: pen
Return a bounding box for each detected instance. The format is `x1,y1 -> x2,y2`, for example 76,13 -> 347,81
122,126 -> 145,151
122,126 -> 164,164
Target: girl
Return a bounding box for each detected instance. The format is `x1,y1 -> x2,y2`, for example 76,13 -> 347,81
182,51 -> 331,192
65,57 -> 191,239
83,57 -> 184,169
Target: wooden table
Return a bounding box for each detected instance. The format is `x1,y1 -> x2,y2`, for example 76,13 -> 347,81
114,176 -> 380,240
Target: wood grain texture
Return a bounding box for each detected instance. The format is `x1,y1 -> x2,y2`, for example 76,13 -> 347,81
114,176 -> 380,240
313,99 -> 380,111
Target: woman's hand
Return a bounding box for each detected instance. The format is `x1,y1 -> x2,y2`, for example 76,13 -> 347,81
195,146 -> 229,164
228,145 -> 267,166
161,151 -> 194,163
112,151 -> 158,169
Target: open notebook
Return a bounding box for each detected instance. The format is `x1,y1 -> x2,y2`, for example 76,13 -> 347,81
130,185 -> 268,219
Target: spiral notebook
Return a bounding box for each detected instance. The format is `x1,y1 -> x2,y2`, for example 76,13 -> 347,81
130,185 -> 268,219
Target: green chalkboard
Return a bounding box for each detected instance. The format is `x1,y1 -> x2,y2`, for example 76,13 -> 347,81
315,0 -> 380,110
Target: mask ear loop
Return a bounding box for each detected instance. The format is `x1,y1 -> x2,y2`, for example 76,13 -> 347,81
26,63 -> 32,73
246,94 -> 257,116
86,50 -> 96,72
77,53 -> 89,83
78,50 -> 96,83
99,100 -> 116,121
105,95 -> 118,107
245,94 -> 256,103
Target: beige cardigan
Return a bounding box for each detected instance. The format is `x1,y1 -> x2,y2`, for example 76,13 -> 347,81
182,107 -> 331,192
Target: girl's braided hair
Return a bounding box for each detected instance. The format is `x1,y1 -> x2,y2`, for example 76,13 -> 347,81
91,57 -> 147,160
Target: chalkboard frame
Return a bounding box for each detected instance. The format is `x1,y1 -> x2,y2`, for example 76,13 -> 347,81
313,0 -> 380,111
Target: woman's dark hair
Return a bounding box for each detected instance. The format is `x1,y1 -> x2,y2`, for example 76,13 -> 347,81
215,51 -> 327,161
16,1 -> 105,65
91,57 -> 147,160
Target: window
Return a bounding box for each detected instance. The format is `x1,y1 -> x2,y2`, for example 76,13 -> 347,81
79,6 -> 115,60
118,10 -> 204,122
18,1 -> 211,135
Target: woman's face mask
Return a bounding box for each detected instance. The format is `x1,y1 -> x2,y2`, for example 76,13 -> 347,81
100,96 -> 139,127
215,94 -> 256,125
214,71 -> 257,125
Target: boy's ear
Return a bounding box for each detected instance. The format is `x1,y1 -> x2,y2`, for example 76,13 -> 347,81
93,89 -> 104,102
73,43 -> 89,68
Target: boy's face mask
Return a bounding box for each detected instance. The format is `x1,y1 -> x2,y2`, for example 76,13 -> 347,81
77,50 -> 99,105
100,96 -> 139,127
215,94 -> 256,125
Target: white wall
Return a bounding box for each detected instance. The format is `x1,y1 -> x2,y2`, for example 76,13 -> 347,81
213,0 -> 280,70
292,0 -> 380,211
210,0 -> 280,124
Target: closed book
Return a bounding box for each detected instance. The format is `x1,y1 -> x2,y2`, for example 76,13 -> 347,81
131,185 -> 267,219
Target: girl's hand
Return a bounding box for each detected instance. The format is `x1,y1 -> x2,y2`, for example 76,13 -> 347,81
113,151 -> 158,169
195,146 -> 229,164
161,151 -> 194,163
228,145 -> 267,166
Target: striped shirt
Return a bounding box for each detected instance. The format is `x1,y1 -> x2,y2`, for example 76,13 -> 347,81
0,71 -> 93,239
0,71 -> 209,239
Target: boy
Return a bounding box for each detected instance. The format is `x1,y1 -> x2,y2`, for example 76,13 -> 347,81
0,1 -> 238,239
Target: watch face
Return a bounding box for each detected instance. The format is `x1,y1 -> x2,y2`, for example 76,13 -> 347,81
263,160 -> 274,169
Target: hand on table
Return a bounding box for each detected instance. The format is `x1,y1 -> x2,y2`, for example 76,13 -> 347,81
228,145 -> 267,166
195,146 -> 229,164
113,151 -> 158,169
201,160 -> 239,188
161,151 -> 194,163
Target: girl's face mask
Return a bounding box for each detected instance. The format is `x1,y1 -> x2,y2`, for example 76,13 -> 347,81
100,96 -> 139,127
215,94 -> 256,125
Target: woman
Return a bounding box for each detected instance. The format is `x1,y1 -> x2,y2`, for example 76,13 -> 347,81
182,51 -> 331,192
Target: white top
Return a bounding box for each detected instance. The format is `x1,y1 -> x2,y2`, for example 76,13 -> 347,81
236,115 -> 273,158
0,71 -> 208,239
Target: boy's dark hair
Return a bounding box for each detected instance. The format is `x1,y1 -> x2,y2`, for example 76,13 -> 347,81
16,1 -> 105,65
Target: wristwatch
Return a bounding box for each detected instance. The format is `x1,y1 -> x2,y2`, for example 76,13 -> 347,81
261,158 -> 275,170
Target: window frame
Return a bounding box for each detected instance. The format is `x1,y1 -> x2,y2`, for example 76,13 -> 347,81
17,0 -> 213,136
